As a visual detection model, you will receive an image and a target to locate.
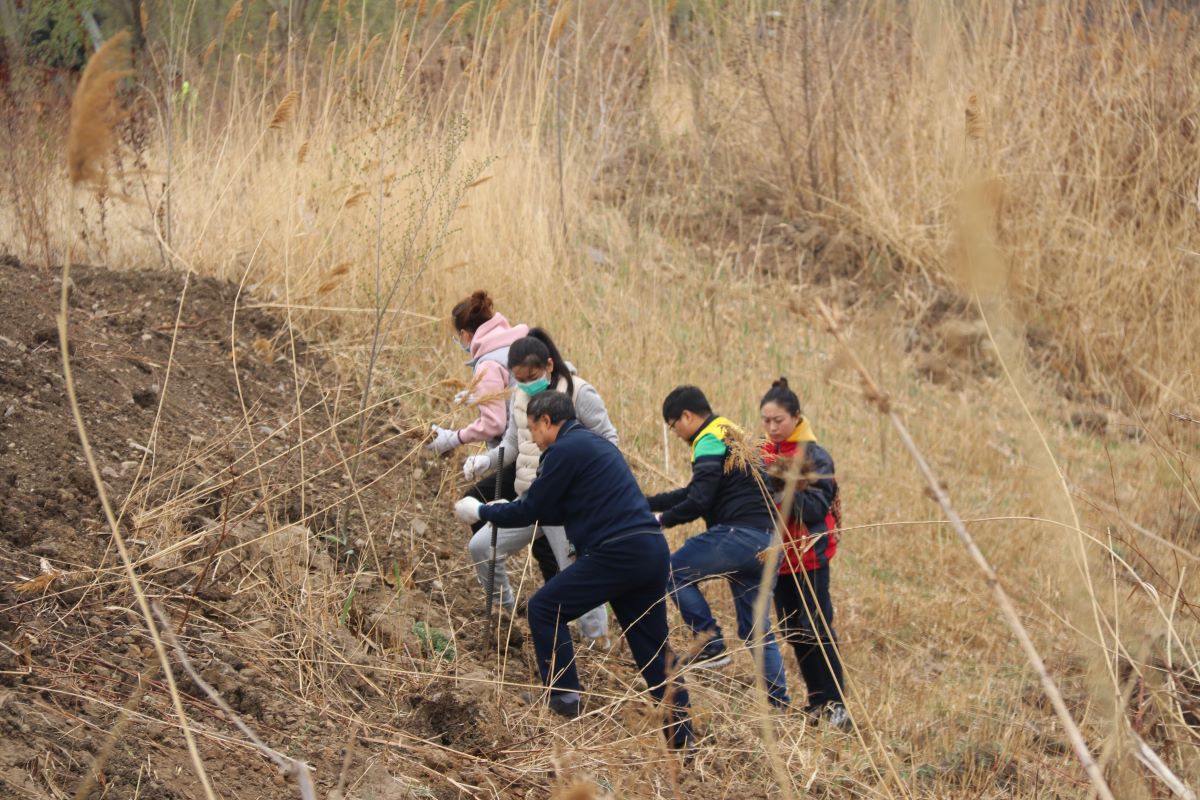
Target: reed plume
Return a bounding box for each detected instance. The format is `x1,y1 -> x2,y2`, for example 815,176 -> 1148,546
448,2 -> 474,31
67,31 -> 133,188
269,91 -> 300,129
547,0 -> 572,47
342,190 -> 371,209
965,94 -> 984,142
223,0 -> 243,32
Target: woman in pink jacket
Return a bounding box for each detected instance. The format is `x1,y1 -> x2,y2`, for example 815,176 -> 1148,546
431,291 -> 547,564
428,290 -> 529,455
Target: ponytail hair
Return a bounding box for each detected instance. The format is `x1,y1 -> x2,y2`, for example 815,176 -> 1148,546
451,290 -> 496,333
760,376 -> 802,417
508,328 -> 574,395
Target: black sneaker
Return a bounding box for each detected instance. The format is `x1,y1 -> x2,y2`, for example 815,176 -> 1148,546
549,694 -> 581,718
665,716 -> 696,759
683,638 -> 731,669
520,691 -> 580,719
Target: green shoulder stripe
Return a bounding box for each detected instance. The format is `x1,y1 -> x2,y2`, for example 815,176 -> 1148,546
692,432 -> 728,459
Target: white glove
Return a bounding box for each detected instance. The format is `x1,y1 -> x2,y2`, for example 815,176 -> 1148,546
454,496 -> 482,524
426,425 -> 460,454
463,454 -> 492,482
454,389 -> 470,404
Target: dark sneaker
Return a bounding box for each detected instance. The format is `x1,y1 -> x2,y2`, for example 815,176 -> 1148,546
683,638 -> 731,669
548,694 -> 581,718
665,716 -> 696,760
520,690 -> 580,719
825,702 -> 853,732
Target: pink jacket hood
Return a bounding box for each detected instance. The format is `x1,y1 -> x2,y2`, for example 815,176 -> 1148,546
455,313 -> 528,446
468,313 -> 529,364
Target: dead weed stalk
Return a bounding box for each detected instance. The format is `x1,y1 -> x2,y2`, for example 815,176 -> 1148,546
814,298 -> 1117,800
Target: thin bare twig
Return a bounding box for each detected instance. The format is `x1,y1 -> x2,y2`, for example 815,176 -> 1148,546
151,602 -> 318,800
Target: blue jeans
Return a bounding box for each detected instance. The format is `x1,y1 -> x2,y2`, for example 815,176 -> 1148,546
670,524 -> 790,707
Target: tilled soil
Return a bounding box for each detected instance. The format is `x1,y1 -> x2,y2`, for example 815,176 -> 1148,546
0,257 -> 555,799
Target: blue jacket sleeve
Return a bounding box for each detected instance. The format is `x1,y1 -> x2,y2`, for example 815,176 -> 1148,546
651,455 -> 724,528
478,445 -> 572,529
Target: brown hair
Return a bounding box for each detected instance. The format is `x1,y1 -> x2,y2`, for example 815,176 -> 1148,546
451,290 -> 495,333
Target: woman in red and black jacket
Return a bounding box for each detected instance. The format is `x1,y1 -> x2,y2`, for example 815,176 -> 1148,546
760,378 -> 850,730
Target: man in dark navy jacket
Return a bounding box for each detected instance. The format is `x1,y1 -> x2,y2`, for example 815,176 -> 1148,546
455,391 -> 693,749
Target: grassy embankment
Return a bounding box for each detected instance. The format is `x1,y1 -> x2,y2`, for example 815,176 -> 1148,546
2,1 -> 1197,797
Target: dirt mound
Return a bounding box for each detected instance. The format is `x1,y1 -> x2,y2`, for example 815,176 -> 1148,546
0,258 -> 545,798
0,256 -> 319,555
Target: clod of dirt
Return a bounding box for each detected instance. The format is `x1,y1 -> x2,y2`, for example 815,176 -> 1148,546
406,690 -> 487,751
31,327 -> 59,346
131,387 -> 158,408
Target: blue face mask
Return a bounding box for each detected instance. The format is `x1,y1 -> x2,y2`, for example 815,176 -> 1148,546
518,376 -> 551,397
455,336 -> 470,354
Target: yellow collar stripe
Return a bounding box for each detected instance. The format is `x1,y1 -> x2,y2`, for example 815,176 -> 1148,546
786,417 -> 818,444
691,415 -> 738,461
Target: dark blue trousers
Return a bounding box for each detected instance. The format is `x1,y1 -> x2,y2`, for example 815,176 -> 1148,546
526,529 -> 692,744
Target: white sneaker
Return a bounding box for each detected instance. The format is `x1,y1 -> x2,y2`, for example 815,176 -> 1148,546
825,702 -> 853,731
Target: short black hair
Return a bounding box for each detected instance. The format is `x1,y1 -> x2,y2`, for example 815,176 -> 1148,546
527,390 -> 576,425
662,385 -> 712,423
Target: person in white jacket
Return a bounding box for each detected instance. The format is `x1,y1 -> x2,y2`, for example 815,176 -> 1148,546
463,328 -> 614,643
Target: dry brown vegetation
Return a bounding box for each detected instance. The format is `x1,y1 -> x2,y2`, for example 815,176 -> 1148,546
1,1 -> 1198,798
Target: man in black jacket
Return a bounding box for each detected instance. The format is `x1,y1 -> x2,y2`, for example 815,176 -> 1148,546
455,391 -> 693,749
647,386 -> 790,708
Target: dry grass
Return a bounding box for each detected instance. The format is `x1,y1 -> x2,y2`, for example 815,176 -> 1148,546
2,1 -> 1199,797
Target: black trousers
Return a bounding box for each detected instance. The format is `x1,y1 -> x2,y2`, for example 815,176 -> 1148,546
527,530 -> 692,746
463,462 -> 559,582
774,565 -> 846,708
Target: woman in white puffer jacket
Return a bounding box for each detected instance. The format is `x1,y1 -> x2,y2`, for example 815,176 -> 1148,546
463,328 -> 614,643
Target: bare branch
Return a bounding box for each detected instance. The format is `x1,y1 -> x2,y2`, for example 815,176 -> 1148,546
813,299 -> 1117,800
151,602 -> 317,800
